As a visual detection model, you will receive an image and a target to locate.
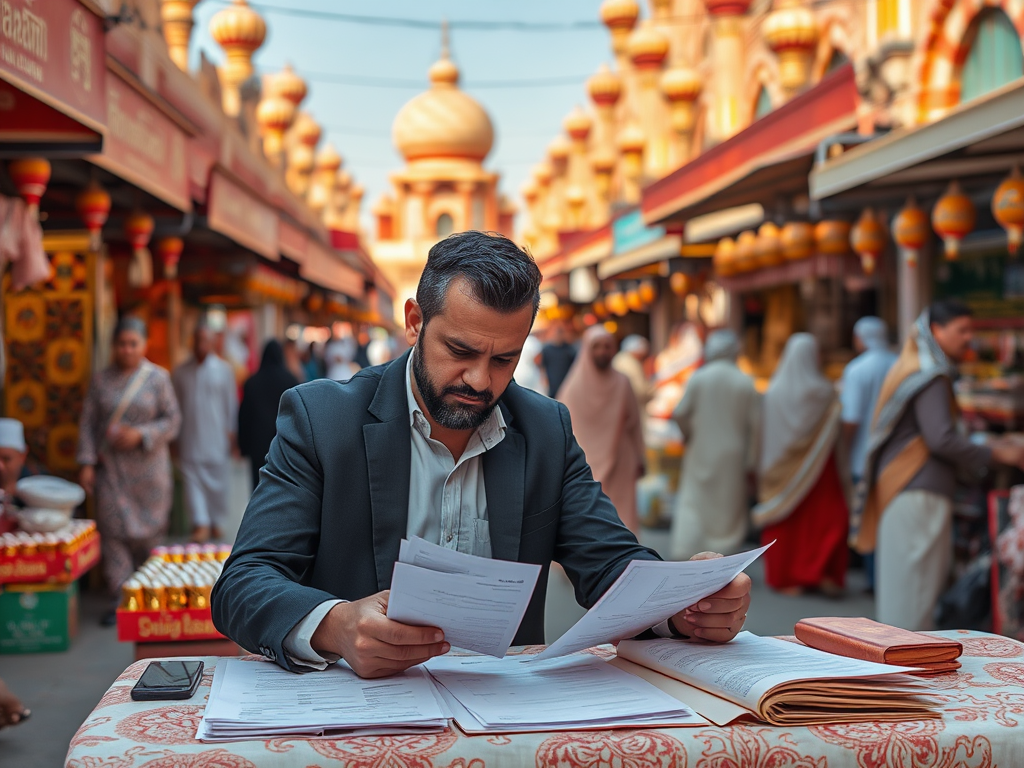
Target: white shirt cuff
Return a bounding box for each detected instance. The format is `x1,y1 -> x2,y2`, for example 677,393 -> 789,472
653,618 -> 689,639
282,599 -> 345,670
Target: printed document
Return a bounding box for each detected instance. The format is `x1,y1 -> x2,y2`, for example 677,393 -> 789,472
535,543 -> 771,660
387,536 -> 541,657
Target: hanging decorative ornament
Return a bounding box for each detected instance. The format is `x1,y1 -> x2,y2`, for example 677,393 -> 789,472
932,181 -> 975,260
713,237 -> 736,277
814,220 -> 852,256
75,181 -> 112,251
734,230 -> 758,272
638,278 -> 657,305
124,210 -> 155,288
850,207 -> 886,275
626,288 -> 645,313
754,222 -> 783,269
891,198 -> 928,268
8,158 -> 51,219
992,167 -> 1024,256
593,298 -> 608,319
155,237 -> 184,279
780,221 -> 814,261
607,290 -> 629,317
669,272 -> 689,296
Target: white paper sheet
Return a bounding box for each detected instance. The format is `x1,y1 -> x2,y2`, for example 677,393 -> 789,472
423,652 -> 703,728
386,537 -> 541,657
535,543 -> 772,661
197,658 -> 448,742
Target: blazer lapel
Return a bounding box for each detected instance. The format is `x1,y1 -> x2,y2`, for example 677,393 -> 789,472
484,411 -> 525,562
364,351 -> 413,591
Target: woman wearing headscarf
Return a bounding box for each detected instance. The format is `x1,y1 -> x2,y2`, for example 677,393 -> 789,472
238,340 -> 300,490
670,330 -> 760,559
753,333 -> 848,594
558,327 -> 646,534
77,317 -> 181,625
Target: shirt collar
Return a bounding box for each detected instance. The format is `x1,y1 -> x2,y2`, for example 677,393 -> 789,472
405,350 -> 506,449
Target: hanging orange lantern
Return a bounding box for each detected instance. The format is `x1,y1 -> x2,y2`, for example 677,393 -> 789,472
932,181 -> 975,260
607,290 -> 629,317
75,181 -> 112,252
124,210 -> 155,288
780,221 -> 814,261
891,198 -> 928,268
626,288 -> 645,313
8,158 -> 51,219
814,220 -> 852,256
734,230 -> 758,272
992,167 -> 1024,255
754,222 -> 783,269
669,272 -> 689,296
593,298 -> 608,319
850,207 -> 886,275
155,237 -> 184,279
305,292 -> 324,313
638,279 -> 657,305
713,237 -> 736,277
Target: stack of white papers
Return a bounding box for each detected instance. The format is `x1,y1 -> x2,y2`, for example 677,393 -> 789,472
197,659 -> 449,742
423,653 -> 707,734
387,536 -> 541,657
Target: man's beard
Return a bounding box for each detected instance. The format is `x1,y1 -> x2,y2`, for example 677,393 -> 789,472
413,341 -> 497,431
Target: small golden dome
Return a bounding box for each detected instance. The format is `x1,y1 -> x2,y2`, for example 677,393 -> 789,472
292,111 -> 321,148
288,143 -> 315,173
548,135 -> 572,161
704,0 -> 752,16
393,52 -> 494,162
336,169 -> 352,189
600,0 -> 640,31
255,95 -> 295,133
661,67 -> 702,102
210,0 -> 266,54
532,162 -> 553,185
587,64 -> 622,108
350,183 -> 364,201
268,64 -> 308,107
521,180 -> 539,201
627,23 -> 669,68
563,107 -> 593,142
590,149 -> 617,174
566,185 -> 586,206
315,143 -> 342,173
618,123 -> 646,154
763,4 -> 818,53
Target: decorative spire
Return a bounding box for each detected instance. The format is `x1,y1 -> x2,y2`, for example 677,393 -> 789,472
160,0 -> 200,72
210,0 -> 267,116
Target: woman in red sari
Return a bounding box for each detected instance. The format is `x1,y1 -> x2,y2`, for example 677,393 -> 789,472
753,333 -> 848,595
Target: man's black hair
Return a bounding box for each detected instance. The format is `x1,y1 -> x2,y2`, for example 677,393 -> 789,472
929,299 -> 973,327
114,315 -> 148,340
416,231 -> 542,326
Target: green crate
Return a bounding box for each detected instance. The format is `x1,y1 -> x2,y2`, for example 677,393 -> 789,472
0,581 -> 79,654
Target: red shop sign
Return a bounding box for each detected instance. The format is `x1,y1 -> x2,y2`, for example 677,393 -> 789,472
207,170 -> 279,261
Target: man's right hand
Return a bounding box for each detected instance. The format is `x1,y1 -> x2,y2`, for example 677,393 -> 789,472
311,591 -> 449,678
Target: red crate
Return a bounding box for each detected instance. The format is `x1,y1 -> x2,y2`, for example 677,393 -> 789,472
117,607 -> 226,643
0,528 -> 100,584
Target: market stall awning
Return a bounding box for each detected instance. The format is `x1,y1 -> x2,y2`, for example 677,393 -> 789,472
718,253 -> 869,293
207,169 -> 280,261
809,77 -> 1024,202
301,241 -> 366,301
0,0 -> 107,153
642,64 -> 858,225
537,225 -> 613,279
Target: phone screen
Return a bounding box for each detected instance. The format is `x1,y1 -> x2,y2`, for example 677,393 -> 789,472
136,660 -> 203,691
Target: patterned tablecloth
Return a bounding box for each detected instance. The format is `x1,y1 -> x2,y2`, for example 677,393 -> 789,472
66,630 -> 1024,768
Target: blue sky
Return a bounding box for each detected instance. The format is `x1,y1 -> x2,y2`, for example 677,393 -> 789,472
190,1 -> 618,230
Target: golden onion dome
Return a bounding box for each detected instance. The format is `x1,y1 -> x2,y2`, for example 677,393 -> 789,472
590,149 -> 617,174
336,169 -> 352,189
704,0 -> 752,16
600,0 -> 640,31
661,66 -> 702,102
587,64 -> 623,108
548,134 -> 572,162
210,0 -> 266,55
268,64 -> 308,107
350,183 -> 364,201
521,180 -> 539,201
315,143 -> 342,173
563,107 -> 593,142
393,51 -> 494,163
618,123 -> 646,154
255,94 -> 296,134
763,3 -> 818,53
566,185 -> 586,207
292,111 -> 321,148
288,143 -> 316,173
627,23 -> 670,68
532,162 -> 554,186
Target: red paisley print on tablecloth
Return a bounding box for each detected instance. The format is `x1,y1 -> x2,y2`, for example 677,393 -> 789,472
138,749 -> 259,767
65,744 -> 149,768
95,686 -> 136,709
309,732 -> 459,768
114,705 -> 205,745
67,716 -> 118,751
983,662 -> 1024,686
116,661 -> 151,682
946,692 -> 1024,728
810,720 -> 993,768
535,729 -> 684,768
959,637 -> 1024,658
695,726 -> 826,768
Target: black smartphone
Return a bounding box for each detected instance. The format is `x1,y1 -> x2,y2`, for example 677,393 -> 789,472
131,660 -> 204,701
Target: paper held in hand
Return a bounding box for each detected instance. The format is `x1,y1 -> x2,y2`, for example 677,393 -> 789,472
534,542 -> 772,661
386,536 -> 541,657
615,632 -> 939,726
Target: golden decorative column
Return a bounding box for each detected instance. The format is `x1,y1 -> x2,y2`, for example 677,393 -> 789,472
160,0 -> 201,71
704,0 -> 751,143
546,135 -> 571,234
255,94 -> 295,167
661,66 -> 702,167
618,123 -> 646,205
627,22 -> 671,178
600,0 -> 641,68
308,144 -> 342,215
209,0 -> 266,117
564,106 -> 596,230
763,0 -> 818,98
286,112 -> 321,196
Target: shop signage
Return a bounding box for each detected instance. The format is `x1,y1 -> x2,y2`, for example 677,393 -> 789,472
278,219 -> 309,263
301,240 -> 365,300
0,0 -> 106,133
207,171 -> 279,261
613,209 -> 666,255
92,72 -> 191,212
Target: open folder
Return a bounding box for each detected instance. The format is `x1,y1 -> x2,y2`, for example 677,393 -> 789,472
615,632 -> 939,726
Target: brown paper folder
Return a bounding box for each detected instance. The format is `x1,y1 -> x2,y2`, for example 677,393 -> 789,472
795,617 -> 962,669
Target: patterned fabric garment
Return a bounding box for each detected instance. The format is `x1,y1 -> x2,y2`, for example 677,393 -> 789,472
77,362 -> 181,592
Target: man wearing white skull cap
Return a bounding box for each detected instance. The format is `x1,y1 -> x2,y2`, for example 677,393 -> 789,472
0,418 -> 28,534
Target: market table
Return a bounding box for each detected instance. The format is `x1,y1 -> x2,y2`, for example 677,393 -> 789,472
65,630 -> 1024,768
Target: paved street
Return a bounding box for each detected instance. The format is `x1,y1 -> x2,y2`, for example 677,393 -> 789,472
0,526 -> 873,767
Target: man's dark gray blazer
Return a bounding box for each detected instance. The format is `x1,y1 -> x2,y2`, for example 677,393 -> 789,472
212,349 -> 660,671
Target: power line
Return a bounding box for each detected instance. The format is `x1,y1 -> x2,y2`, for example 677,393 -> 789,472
275,68 -> 592,90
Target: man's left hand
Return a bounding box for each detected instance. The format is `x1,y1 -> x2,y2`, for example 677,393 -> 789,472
668,551 -> 751,643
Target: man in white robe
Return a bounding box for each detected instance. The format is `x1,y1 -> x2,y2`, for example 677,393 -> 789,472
173,324 -> 238,542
